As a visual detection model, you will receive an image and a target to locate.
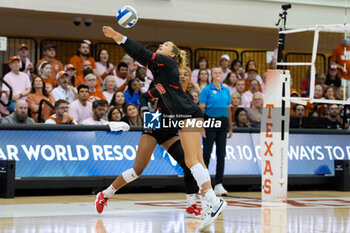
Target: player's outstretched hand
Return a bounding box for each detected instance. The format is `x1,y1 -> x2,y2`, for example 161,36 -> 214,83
102,26 -> 117,38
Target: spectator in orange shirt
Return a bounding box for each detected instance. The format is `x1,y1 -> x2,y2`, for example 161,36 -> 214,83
75,60 -> 101,90
27,76 -> 55,122
332,36 -> 350,98
37,44 -> 63,87
17,44 -> 34,78
69,40 -> 101,83
64,64 -> 76,86
85,73 -> 106,103
38,61 -> 56,92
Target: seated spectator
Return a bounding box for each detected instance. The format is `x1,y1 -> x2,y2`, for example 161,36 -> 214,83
191,57 -> 211,83
2,56 -> 31,112
233,108 -> 250,127
64,64 -> 76,87
316,73 -> 327,87
235,79 -> 245,95
230,92 -> 243,125
247,92 -> 263,127
81,100 -> 108,125
37,44 -> 63,86
242,79 -> 260,108
102,75 -> 117,104
222,72 -> 237,95
95,49 -> 114,80
110,91 -> 126,116
45,100 -> 76,124
122,54 -> 137,78
75,60 -> 101,89
244,60 -> 263,85
28,76 -> 55,122
108,106 -> 123,122
326,65 -> 341,88
51,71 -> 77,103
306,84 -> 325,116
69,85 -> 93,124
17,44 -> 34,78
1,100 -> 35,124
194,68 -> 210,92
38,61 -> 55,92
324,104 -> 348,129
290,104 -> 308,128
121,104 -> 142,126
135,67 -> 152,94
244,67 -> 263,92
324,86 -> 336,100
85,74 -> 106,102
335,86 -> 347,100
0,81 -> 9,116
190,89 -> 200,105
113,62 -> 130,90
124,79 -> 141,106
220,54 -> 232,82
69,40 -> 100,82
231,59 -> 244,79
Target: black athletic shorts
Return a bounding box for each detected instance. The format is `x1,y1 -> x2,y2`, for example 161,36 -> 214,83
142,128 -> 179,145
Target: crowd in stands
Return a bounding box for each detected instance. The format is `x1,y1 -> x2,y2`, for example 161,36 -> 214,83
0,40 -> 349,130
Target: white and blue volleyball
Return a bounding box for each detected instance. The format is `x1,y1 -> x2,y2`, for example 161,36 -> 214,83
116,6 -> 138,28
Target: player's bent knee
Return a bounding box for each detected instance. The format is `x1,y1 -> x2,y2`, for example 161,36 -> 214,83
122,168 -> 139,183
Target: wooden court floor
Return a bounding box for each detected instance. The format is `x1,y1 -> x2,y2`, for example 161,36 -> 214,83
1,191 -> 350,233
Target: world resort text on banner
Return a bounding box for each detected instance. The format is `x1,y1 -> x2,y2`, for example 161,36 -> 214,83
0,130 -> 349,177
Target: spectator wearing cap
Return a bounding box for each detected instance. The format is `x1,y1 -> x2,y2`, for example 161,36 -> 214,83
242,79 -> 260,108
0,100 -> 35,124
27,76 -> 55,122
2,56 -> 31,112
51,71 -> 77,103
38,61 -> 55,92
69,40 -> 101,84
84,73 -> 106,103
95,49 -> 115,80
64,64 -> 76,86
326,64 -> 341,88
191,57 -> 211,83
69,85 -> 93,124
45,100 -> 76,124
81,100 -> 108,125
37,44 -> 63,86
220,54 -> 232,82
17,44 -> 34,78
244,60 -> 264,85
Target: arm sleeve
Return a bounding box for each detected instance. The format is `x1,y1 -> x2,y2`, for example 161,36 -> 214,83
121,38 -> 176,68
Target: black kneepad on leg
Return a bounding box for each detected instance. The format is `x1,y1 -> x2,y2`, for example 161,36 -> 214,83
168,140 -> 186,169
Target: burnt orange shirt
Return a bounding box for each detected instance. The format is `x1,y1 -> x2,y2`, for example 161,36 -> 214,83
37,58 -> 63,86
69,55 -> 96,77
42,77 -> 56,93
88,89 -> 106,102
28,93 -> 56,122
305,102 -> 325,117
75,74 -> 101,89
244,78 -> 262,92
332,43 -> 350,80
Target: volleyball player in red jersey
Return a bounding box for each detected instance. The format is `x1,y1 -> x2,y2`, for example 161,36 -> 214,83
99,26 -> 226,231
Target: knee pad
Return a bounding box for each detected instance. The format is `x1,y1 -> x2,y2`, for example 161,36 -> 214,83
190,163 -> 211,187
168,140 -> 186,168
122,168 -> 139,183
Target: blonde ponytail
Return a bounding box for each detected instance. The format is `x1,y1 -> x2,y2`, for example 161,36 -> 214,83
170,42 -> 188,69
